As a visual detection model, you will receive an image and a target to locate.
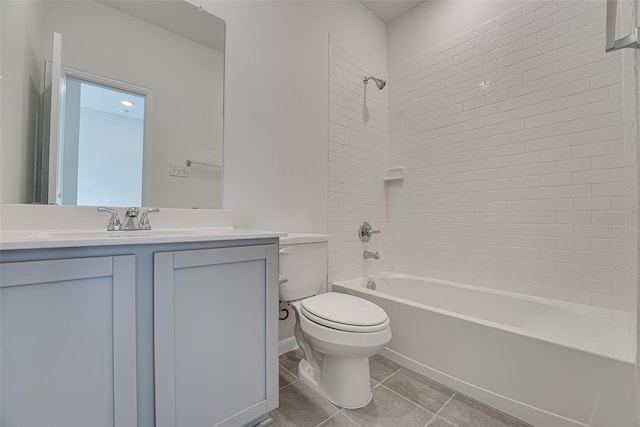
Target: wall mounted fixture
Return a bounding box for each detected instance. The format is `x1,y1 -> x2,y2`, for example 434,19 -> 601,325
605,0 -> 639,52
358,221 -> 380,242
363,76 -> 387,90
384,167 -> 405,182
363,250 -> 380,260
186,159 -> 221,168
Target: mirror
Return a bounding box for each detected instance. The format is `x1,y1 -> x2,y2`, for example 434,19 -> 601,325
1,0 -> 224,208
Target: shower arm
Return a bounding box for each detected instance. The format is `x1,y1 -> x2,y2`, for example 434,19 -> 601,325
363,76 -> 381,84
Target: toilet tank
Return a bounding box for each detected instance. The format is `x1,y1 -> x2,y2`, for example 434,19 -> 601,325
279,233 -> 328,302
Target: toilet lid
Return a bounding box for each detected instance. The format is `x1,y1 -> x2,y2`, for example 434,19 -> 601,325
300,293 -> 389,332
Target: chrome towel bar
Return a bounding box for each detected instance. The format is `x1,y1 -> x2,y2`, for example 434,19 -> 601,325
186,159 -> 221,168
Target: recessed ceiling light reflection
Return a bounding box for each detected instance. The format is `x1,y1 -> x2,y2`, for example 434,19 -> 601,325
121,100 -> 134,107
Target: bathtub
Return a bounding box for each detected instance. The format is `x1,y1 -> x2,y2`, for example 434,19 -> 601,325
333,272 -> 637,427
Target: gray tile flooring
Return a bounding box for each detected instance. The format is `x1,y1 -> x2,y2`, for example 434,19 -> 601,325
271,349 -> 531,427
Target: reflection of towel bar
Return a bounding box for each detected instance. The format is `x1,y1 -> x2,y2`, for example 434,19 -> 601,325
186,160 -> 221,168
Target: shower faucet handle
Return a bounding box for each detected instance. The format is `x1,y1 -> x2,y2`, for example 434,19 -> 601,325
358,221 -> 380,242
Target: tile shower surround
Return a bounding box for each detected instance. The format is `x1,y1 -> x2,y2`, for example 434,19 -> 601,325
329,40 -> 391,284
329,0 -> 638,312
388,0 -> 636,312
271,349 -> 530,427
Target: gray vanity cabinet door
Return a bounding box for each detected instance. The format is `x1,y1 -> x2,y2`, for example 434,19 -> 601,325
154,244 -> 278,427
0,255 -> 137,427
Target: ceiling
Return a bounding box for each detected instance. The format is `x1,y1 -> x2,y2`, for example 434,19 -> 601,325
360,0 -> 424,24
79,80 -> 146,120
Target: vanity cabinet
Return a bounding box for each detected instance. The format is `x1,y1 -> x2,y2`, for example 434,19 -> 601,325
154,244 -> 278,427
0,238 -> 279,427
0,255 -> 137,427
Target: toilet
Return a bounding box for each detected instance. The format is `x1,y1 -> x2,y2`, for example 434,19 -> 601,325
279,233 -> 391,409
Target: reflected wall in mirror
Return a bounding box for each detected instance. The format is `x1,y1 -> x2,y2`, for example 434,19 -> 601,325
1,0 -> 225,208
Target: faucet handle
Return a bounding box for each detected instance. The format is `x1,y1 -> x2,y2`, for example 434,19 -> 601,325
139,208 -> 160,230
97,207 -> 122,231
358,221 -> 381,242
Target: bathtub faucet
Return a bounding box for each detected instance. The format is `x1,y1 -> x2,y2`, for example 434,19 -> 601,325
363,250 -> 380,260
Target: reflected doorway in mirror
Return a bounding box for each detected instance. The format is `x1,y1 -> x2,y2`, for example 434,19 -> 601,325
64,75 -> 146,207
36,53 -> 153,208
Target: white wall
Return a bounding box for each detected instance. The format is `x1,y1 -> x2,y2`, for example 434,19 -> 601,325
387,0 -> 637,311
200,0 -> 387,233
0,1 -> 44,203
198,0 -> 387,346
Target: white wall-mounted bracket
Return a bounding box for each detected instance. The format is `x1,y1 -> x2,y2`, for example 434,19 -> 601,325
605,0 -> 639,52
606,27 -> 639,52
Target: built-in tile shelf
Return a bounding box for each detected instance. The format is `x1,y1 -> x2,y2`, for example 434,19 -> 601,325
384,167 -> 405,182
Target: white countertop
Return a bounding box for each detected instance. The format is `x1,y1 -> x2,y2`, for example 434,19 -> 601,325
0,227 -> 285,251
0,205 -> 285,250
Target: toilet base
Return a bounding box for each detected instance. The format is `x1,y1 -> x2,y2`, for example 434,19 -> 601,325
298,356 -> 373,409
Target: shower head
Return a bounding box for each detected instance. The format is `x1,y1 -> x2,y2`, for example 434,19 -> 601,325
363,76 -> 386,90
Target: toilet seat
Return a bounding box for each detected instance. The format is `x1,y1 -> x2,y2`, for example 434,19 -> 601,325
300,293 -> 389,333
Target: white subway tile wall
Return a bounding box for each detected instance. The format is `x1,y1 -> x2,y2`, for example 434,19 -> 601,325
385,0 -> 637,311
328,41 -> 392,283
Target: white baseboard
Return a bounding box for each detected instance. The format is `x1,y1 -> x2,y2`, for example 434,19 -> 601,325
278,336 -> 299,355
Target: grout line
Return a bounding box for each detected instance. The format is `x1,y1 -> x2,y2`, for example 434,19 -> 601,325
424,413 -> 438,427
315,409 -> 362,427
378,367 -> 458,417
434,393 -> 456,418
428,393 -> 459,427
279,377 -> 299,391
338,408 -> 363,427
278,362 -> 300,380
314,410 -> 341,427
426,414 -> 459,427
278,378 -> 299,392
374,364 -> 402,385
377,383 -> 439,417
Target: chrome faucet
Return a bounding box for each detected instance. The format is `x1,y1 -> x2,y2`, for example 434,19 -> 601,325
363,250 -> 380,260
123,208 -> 141,230
98,207 -> 159,231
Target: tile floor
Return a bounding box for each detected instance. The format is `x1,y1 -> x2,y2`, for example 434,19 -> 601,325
271,349 -> 531,427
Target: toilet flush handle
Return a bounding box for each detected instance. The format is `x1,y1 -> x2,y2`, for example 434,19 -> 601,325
279,274 -> 288,285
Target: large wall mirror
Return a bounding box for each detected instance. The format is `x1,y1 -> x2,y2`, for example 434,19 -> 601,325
1,0 -> 224,209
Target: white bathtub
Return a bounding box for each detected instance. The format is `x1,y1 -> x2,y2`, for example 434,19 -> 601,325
333,272 -> 637,427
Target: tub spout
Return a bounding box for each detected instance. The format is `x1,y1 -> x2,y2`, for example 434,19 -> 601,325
363,250 -> 380,260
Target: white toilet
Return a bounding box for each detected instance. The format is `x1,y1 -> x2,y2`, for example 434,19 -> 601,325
279,233 -> 391,409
